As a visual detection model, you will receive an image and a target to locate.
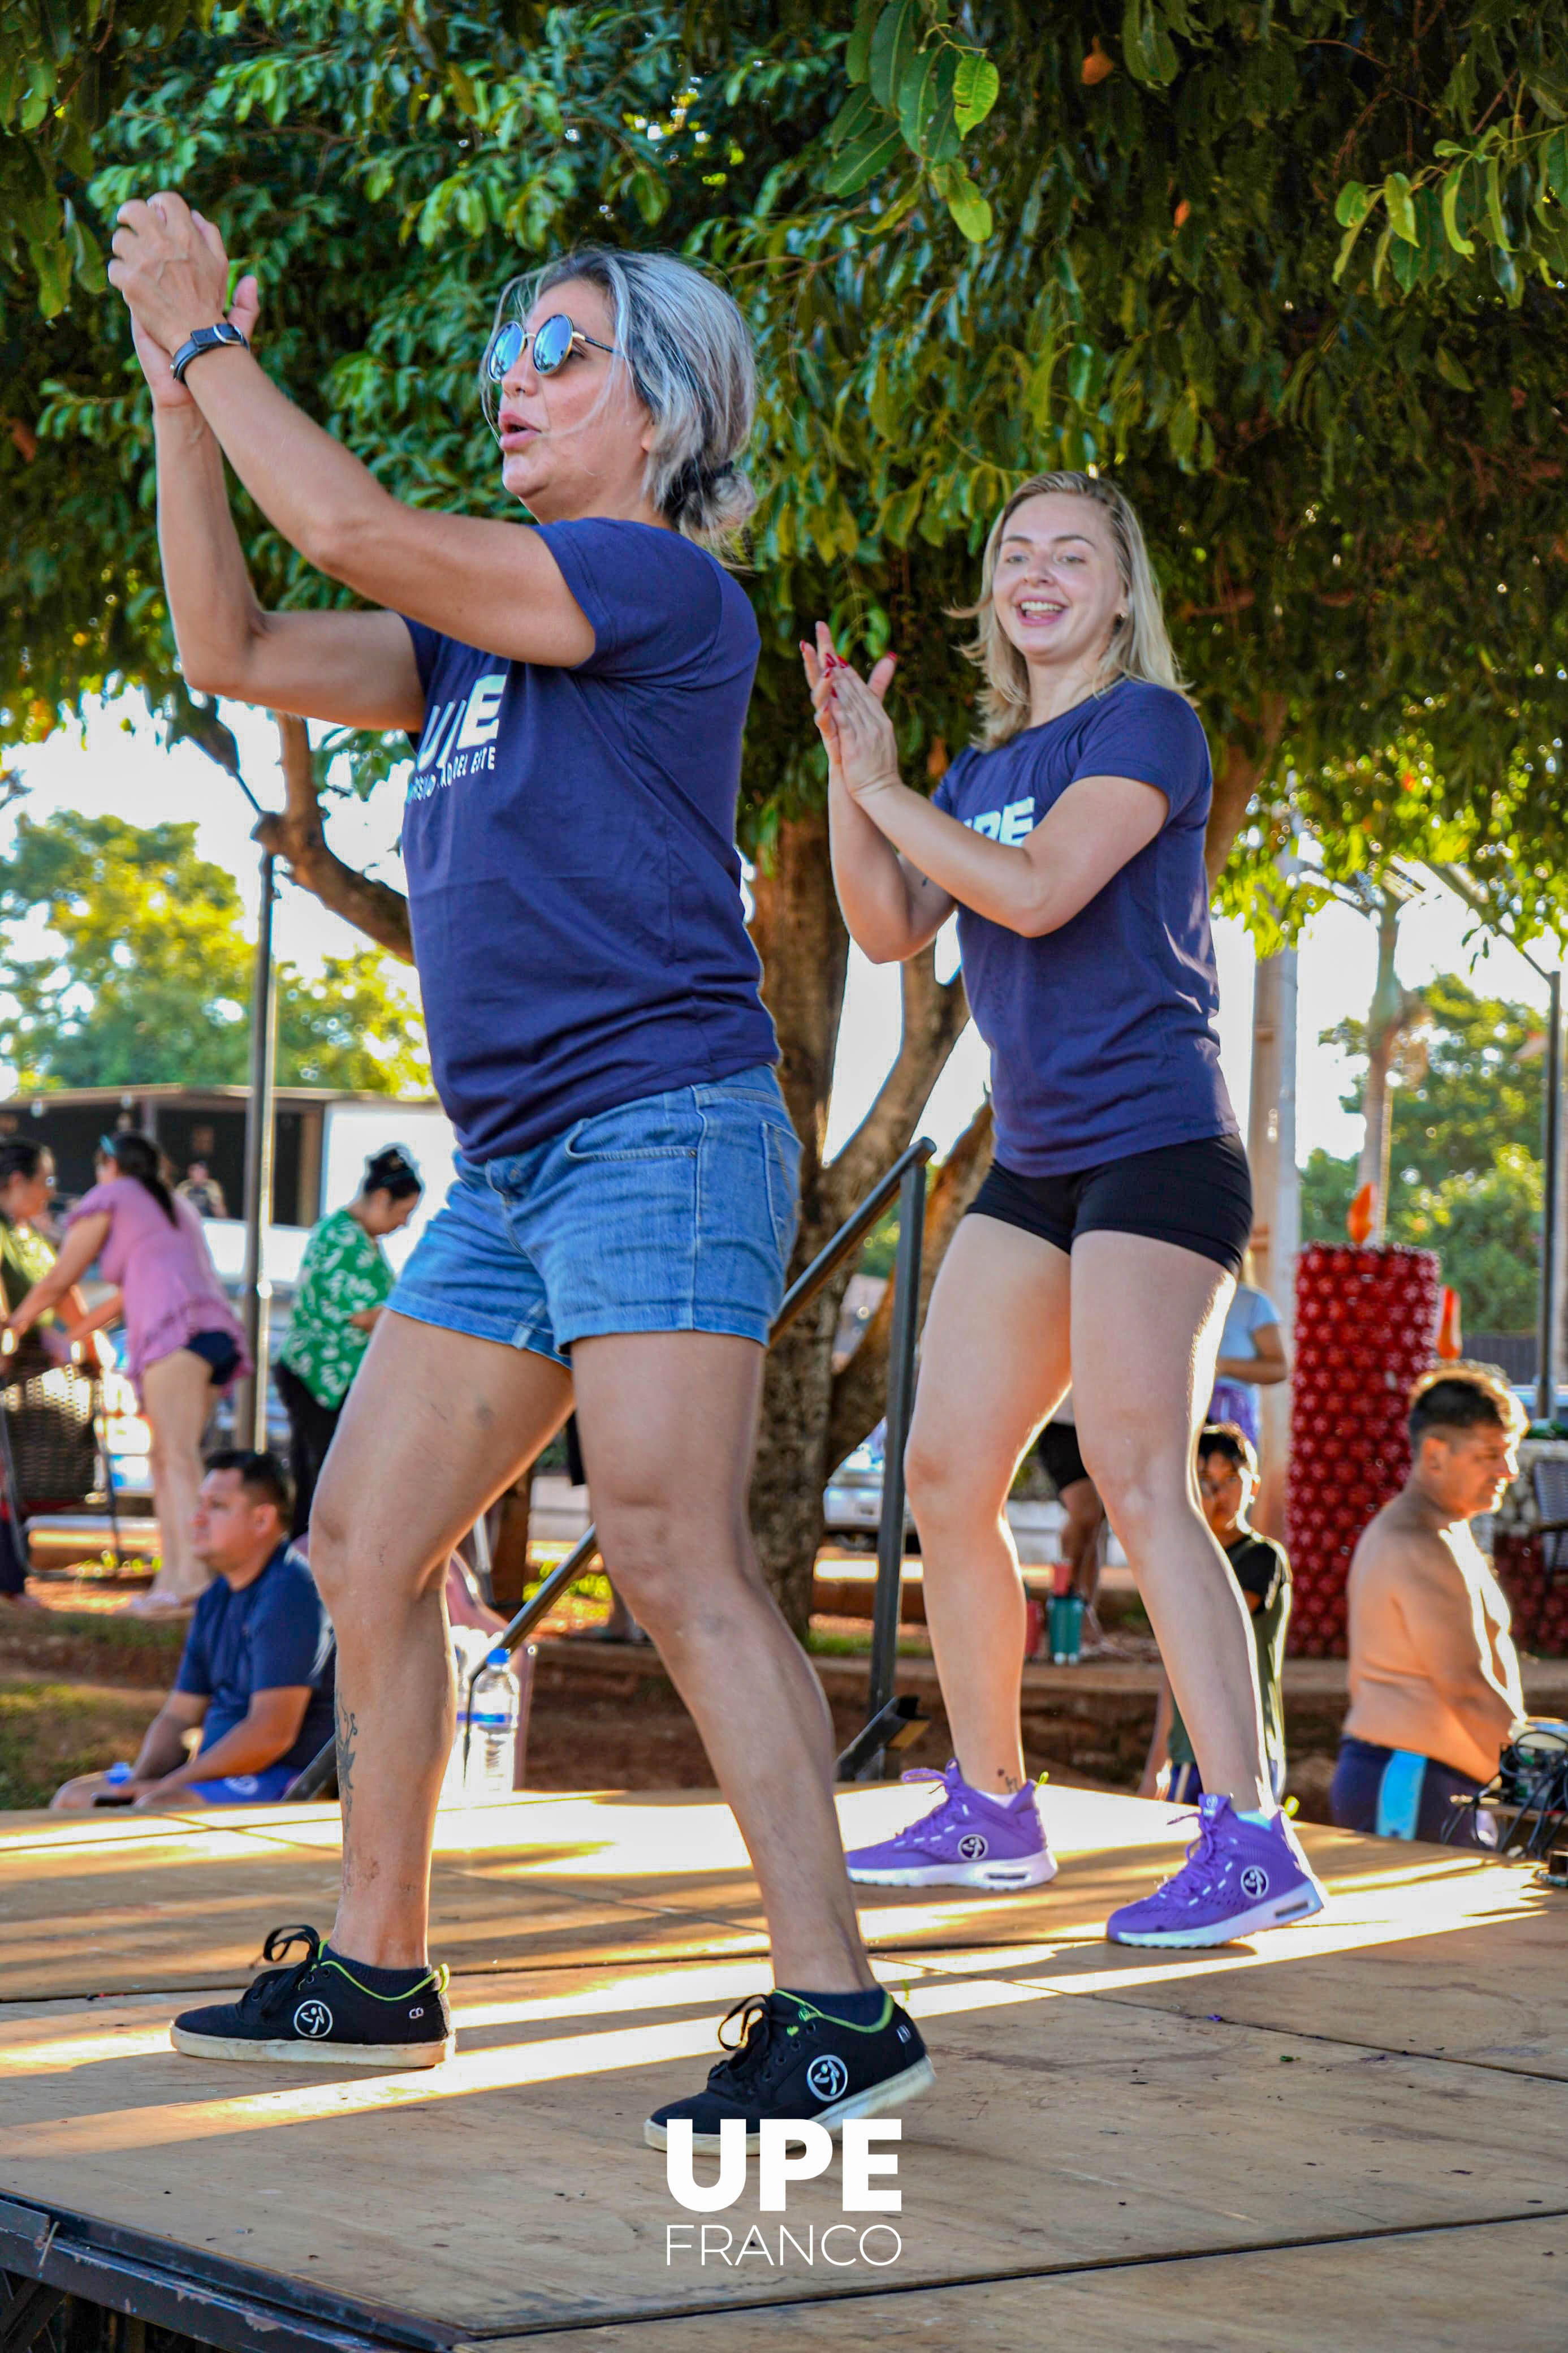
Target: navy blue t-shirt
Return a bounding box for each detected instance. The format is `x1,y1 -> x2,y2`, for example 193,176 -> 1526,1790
175,1544 -> 336,1775
934,678 -> 1238,1176
400,519 -> 777,1161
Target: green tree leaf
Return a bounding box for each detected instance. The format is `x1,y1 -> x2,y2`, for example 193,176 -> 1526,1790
1383,170 -> 1417,243
952,51 -> 1000,135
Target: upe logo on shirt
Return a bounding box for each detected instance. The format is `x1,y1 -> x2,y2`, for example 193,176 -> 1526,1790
666,2118 -> 902,2270
408,673 -> 506,801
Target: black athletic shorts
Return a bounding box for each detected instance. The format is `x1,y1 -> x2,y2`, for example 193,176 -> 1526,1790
1035,1419 -> 1090,1494
968,1132 -> 1252,1278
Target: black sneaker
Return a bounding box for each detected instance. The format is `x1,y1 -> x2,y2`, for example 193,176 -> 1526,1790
170,1925 -> 453,2067
645,1990 -> 934,2150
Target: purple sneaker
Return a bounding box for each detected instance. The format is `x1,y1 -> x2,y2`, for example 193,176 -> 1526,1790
845,1764 -> 1056,1891
1107,1794 -> 1327,1947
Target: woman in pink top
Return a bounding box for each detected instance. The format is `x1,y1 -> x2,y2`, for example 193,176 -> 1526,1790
2,1133 -> 250,1611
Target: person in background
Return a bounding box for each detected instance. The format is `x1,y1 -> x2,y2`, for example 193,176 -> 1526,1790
1034,1390 -> 1108,1650
1,1139 -> 107,1606
1331,1366 -> 1525,1849
50,1451 -> 334,1808
178,1161 -> 228,1219
275,1148 -> 424,1536
2,1133 -> 250,1614
1207,1249 -> 1288,1451
1141,1423 -> 1290,1804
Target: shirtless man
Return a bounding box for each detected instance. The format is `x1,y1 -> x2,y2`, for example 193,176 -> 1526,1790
1331,1367 -> 1526,1848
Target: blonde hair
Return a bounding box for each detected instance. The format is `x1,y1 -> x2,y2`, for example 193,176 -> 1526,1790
957,472 -> 1187,747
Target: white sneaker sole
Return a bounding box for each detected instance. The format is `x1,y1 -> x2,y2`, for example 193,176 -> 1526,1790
847,1849 -> 1058,1891
1107,1878 -> 1327,1948
169,2025 -> 453,2067
643,2055 -> 938,2151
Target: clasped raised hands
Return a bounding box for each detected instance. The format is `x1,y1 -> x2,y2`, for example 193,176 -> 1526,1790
107,189 -> 260,410
801,622 -> 901,807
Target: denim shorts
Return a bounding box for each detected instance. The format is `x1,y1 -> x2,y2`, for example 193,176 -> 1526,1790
389,1065 -> 801,1367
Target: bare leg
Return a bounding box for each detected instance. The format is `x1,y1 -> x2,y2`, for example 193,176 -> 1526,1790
310,1312 -> 572,1967
1070,1234 -> 1270,1812
1058,1474 -> 1107,1638
140,1348 -> 218,1602
902,1218 -> 1072,1796
572,1331 -> 874,1994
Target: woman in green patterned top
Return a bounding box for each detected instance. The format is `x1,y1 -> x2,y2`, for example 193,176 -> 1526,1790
276,1147 -> 422,1535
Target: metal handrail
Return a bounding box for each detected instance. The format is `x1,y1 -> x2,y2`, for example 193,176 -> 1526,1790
291,1136 -> 936,1800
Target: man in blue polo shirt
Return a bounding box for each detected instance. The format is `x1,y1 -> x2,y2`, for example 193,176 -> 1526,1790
51,1451 -> 334,1808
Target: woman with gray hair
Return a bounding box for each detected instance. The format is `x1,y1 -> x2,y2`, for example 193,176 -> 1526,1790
808,470 -> 1327,1949
107,200 -> 928,2141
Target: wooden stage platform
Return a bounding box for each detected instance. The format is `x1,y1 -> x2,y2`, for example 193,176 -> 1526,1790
1,1785 -> 1565,2352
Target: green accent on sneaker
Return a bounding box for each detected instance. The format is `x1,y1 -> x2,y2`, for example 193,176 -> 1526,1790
779,1991 -> 894,2035
319,1955 -> 448,2004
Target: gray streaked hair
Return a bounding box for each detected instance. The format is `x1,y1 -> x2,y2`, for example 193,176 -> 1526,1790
956,471 -> 1189,746
482,245 -> 757,548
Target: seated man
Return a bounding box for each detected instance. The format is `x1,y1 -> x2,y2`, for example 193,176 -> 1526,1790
1331,1367 -> 1526,1849
53,1450 -> 335,1809
1141,1422 -> 1291,1805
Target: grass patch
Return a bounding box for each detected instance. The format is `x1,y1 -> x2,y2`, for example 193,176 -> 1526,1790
0,1679 -> 159,1811
0,1609 -> 185,1689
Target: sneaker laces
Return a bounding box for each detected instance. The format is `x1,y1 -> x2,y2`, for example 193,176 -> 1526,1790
706,1993 -> 811,2096
1152,1811 -> 1226,1904
883,1765 -> 966,1850
234,1924 -> 326,2023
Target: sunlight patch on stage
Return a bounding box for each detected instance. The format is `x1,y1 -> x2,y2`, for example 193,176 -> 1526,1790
0,1867 -> 1545,2153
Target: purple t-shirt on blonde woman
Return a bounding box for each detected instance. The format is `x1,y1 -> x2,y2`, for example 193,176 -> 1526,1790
932,676 -> 1239,1178
65,1177 -> 250,1390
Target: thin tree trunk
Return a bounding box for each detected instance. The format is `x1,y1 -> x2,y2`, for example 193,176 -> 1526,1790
826,1097 -> 994,1469
1354,893 -> 1418,1246
1204,694 -> 1287,886
258,714 -> 414,962
746,810 -> 975,1635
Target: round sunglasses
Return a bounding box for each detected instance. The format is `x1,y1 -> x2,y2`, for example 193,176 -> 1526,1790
484,312 -> 617,383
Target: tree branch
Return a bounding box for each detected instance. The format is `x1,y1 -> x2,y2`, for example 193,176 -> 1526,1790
257,713 -> 414,963
1205,692 -> 1288,885
748,809 -> 849,1217
825,945 -> 971,1222
825,1096 -> 994,1468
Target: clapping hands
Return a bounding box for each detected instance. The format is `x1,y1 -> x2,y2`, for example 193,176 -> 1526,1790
801,622 -> 901,807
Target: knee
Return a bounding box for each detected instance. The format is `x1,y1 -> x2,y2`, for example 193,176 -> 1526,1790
904,1425 -> 985,1524
594,1491 -> 749,1632
306,1485 -> 440,1626
1082,1446 -> 1190,1543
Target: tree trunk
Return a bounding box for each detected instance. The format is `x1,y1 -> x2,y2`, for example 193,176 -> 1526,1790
746,809 -> 974,1636
1354,893 -> 1420,1246
260,714 -> 415,962
826,1096 -> 994,1469
1204,694 -> 1288,886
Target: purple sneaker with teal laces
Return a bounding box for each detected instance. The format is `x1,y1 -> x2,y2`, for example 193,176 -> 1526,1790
844,1763 -> 1057,1891
1107,1794 -> 1327,1947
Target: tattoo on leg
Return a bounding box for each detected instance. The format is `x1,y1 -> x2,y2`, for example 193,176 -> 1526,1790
336,1698 -> 358,1837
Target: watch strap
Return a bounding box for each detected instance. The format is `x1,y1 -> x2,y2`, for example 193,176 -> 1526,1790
170,322 -> 249,384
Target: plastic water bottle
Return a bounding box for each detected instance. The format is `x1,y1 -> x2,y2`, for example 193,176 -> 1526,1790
466,1649 -> 520,1801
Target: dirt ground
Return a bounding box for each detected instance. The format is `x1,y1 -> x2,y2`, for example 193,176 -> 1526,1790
0,1563 -> 1350,1818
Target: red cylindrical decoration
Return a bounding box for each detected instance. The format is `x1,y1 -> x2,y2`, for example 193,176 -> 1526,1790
1436,1285 -> 1463,1359
1285,1242 -> 1441,1656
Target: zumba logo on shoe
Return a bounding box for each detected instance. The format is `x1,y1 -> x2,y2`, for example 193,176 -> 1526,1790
844,1763 -> 1057,1890
806,2053 -> 850,2101
1107,1797 -> 1327,1949
169,1924 -> 454,2068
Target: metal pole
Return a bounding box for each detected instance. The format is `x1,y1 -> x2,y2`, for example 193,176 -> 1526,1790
235,849 -> 279,1452
862,1157 -> 927,1774
1540,968 -> 1564,1425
